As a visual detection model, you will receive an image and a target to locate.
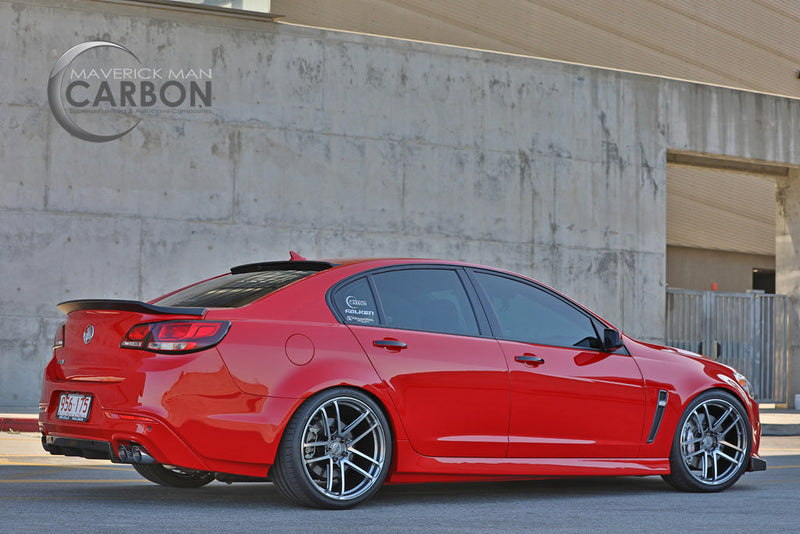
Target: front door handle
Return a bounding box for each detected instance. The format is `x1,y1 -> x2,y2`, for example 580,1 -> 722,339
515,354 -> 544,365
373,339 -> 408,350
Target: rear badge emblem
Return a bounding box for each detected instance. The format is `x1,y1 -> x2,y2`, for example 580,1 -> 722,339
83,325 -> 95,344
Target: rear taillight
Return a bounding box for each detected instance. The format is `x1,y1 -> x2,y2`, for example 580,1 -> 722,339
53,322 -> 65,349
120,320 -> 230,354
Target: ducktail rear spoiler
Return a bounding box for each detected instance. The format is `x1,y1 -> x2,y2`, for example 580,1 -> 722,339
57,299 -> 206,317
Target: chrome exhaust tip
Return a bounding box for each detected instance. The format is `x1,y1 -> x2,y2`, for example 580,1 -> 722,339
118,445 -> 130,462
130,445 -> 155,464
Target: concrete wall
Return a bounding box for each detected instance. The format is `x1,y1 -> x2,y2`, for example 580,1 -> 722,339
777,170 -> 800,407
2,0 -> 800,408
271,0 -> 800,100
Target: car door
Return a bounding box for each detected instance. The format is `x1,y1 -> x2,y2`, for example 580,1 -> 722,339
470,270 -> 646,459
331,267 -> 510,458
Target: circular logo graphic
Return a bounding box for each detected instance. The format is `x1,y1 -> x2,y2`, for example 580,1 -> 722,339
346,295 -> 368,309
47,41 -> 142,142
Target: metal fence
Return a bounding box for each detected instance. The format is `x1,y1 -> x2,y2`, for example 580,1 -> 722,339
665,288 -> 789,403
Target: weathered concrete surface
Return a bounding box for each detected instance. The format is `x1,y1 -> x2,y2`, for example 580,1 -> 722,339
777,170 -> 800,407
1,0 -> 799,408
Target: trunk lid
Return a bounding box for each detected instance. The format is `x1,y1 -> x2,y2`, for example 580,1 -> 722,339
56,300 -> 205,381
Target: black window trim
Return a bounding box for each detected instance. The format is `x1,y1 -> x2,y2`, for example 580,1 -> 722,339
325,264 -> 494,339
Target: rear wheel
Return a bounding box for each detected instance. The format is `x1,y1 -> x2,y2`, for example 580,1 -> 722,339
271,388 -> 392,509
132,463 -> 215,488
662,390 -> 751,492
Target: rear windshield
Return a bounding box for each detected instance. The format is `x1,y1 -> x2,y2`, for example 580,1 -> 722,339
155,270 -> 316,308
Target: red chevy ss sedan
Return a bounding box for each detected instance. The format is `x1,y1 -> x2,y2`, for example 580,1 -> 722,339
40,254 -> 765,508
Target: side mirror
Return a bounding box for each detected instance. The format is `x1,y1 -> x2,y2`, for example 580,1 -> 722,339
603,328 -> 623,352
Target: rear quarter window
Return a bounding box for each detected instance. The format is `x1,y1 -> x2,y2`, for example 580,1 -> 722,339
331,278 -> 379,325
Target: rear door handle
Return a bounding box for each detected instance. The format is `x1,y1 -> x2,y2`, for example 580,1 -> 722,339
373,339 -> 408,349
515,354 -> 544,365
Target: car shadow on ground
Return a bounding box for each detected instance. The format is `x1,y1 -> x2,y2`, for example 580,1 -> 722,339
41,474 -> 690,509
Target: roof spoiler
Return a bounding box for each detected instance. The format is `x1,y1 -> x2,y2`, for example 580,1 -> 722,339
231,260 -> 334,275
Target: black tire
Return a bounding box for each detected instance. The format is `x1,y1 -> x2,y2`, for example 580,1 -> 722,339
271,388 -> 392,509
132,462 -> 215,488
662,390 -> 751,492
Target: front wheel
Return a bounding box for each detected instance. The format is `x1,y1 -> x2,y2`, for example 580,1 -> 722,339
271,388 -> 392,509
662,390 -> 751,492
132,462 -> 215,488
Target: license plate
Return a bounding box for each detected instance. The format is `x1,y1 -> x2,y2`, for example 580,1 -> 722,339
56,393 -> 92,422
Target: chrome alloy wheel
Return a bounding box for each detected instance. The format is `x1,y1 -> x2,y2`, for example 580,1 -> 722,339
300,396 -> 388,501
678,397 -> 748,486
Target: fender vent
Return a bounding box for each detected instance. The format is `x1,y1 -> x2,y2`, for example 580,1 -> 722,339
646,390 -> 669,444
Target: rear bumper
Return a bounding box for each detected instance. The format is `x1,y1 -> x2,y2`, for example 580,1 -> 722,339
40,371 -> 300,477
748,454 -> 767,472
40,410 -> 213,472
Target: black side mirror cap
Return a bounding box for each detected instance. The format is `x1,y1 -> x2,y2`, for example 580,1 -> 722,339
603,328 -> 623,352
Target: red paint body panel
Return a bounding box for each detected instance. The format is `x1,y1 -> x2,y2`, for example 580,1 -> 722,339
39,257 -> 763,487
625,338 -> 762,459
348,326 -> 510,458
498,340 -> 646,458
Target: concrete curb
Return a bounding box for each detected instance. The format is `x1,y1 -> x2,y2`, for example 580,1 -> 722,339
762,424 -> 800,437
0,415 -> 39,433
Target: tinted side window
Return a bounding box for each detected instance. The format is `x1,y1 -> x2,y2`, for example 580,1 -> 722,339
332,277 -> 379,326
371,269 -> 480,336
474,272 -> 602,349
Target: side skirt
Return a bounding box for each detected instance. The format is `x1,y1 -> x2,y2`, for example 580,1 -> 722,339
388,440 -> 670,483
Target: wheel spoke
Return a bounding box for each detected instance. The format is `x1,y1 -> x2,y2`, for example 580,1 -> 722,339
326,458 -> 334,493
339,461 -> 346,497
711,406 -> 734,432
702,404 -> 713,431
334,400 -> 344,435
350,446 -> 381,466
700,451 -> 708,477
320,408 -> 332,439
350,422 -> 380,446
681,435 -> 703,446
683,448 -> 704,459
720,414 -> 743,437
342,411 -> 370,436
303,440 -> 331,448
711,451 -> 719,481
343,459 -> 374,480
690,411 -> 704,433
304,454 -> 332,465
719,440 -> 744,453
716,449 -> 739,465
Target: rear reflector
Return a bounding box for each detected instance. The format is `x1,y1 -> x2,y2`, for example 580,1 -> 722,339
120,320 -> 230,354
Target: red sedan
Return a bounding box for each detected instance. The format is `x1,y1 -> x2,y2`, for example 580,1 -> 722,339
39,254 -> 765,508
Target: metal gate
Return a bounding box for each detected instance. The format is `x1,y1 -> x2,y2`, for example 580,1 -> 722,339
665,288 -> 790,403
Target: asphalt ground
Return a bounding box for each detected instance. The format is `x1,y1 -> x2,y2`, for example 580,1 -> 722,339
1,431 -> 799,533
